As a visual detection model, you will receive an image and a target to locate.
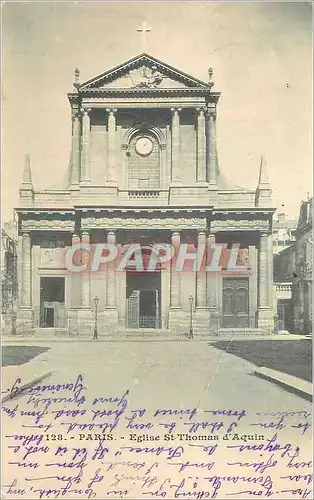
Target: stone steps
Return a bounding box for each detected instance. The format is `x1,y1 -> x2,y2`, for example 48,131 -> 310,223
217,328 -> 271,336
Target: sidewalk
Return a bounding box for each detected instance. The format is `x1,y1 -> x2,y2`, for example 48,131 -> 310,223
254,366 -> 312,402
1,350 -> 54,404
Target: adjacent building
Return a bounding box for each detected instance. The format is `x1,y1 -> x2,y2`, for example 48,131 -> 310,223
273,208 -> 297,332
292,197 -> 313,334
16,53 -> 276,337
1,221 -> 18,333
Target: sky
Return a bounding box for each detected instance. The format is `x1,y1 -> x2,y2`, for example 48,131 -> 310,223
2,0 -> 312,222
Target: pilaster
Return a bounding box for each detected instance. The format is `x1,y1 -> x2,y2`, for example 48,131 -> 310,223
70,112 -> 81,187
106,108 -> 118,186
206,233 -> 220,333
196,108 -> 207,184
170,108 -> 182,185
207,111 -> 217,186
81,108 -> 91,184
106,231 -> 117,308
168,231 -> 184,332
18,232 -> 33,329
196,231 -> 207,307
81,232 -> 91,309
20,233 -> 32,308
170,232 -> 181,308
257,232 -> 274,332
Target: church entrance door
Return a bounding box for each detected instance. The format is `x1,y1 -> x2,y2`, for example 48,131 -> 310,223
40,277 -> 65,328
126,272 -> 161,329
222,277 -> 249,328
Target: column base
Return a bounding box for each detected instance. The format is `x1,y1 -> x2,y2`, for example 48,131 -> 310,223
69,308 -> 93,336
257,307 -> 275,333
99,308 -> 119,336
17,307 -> 34,333
209,308 -> 220,335
194,307 -> 210,335
168,307 -> 185,334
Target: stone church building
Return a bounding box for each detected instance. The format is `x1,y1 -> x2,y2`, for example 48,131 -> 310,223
17,53 -> 275,336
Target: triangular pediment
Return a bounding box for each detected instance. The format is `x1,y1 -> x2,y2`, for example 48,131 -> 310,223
79,53 -> 211,91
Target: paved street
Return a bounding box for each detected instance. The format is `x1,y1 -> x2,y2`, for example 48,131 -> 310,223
210,339 -> 312,382
2,341 -> 312,499
2,340 -> 312,415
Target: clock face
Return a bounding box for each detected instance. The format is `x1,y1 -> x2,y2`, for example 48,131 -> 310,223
135,137 -> 153,156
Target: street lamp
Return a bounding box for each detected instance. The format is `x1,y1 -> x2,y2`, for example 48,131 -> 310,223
93,296 -> 99,340
189,295 -> 194,339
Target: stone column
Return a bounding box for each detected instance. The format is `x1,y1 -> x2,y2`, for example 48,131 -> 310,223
70,112 -> 81,186
268,233 -> 274,311
207,111 -> 217,185
206,233 -> 218,309
258,232 -> 269,308
170,108 -> 182,184
70,233 -> 81,309
81,232 -> 90,308
207,233 -> 220,333
257,232 -> 274,331
106,231 -> 116,308
170,232 -> 181,307
21,233 -> 32,308
81,108 -> 91,183
196,108 -> 206,183
106,108 -> 118,185
196,232 -> 207,307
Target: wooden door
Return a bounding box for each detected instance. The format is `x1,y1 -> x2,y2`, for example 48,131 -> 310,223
222,278 -> 249,328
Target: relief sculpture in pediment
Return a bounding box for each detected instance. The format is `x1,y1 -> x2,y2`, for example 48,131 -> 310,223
98,65 -> 187,90
131,65 -> 164,88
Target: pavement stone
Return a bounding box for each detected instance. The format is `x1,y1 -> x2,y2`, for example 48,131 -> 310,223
254,366 -> 312,402
1,336 -> 312,404
1,350 -> 54,404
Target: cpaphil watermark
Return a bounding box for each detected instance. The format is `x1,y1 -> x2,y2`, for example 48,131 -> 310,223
63,242 -> 251,274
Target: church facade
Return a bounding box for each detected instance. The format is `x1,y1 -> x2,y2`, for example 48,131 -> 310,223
16,53 -> 275,337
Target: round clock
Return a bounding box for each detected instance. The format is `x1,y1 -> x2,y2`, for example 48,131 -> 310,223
135,136 -> 153,157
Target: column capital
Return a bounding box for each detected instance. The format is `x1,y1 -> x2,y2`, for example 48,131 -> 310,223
170,107 -> 182,115
171,231 -> 181,238
197,231 -> 207,238
81,232 -> 91,246
22,232 -> 30,238
106,108 -> 118,115
82,107 -> 91,115
208,110 -> 216,119
71,111 -> 80,121
107,230 -> 116,236
196,107 -> 207,116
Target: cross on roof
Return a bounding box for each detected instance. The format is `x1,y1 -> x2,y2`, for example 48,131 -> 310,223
137,20 -> 152,52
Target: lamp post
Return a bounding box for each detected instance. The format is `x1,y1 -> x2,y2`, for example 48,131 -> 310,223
93,296 -> 99,340
189,294 -> 194,339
